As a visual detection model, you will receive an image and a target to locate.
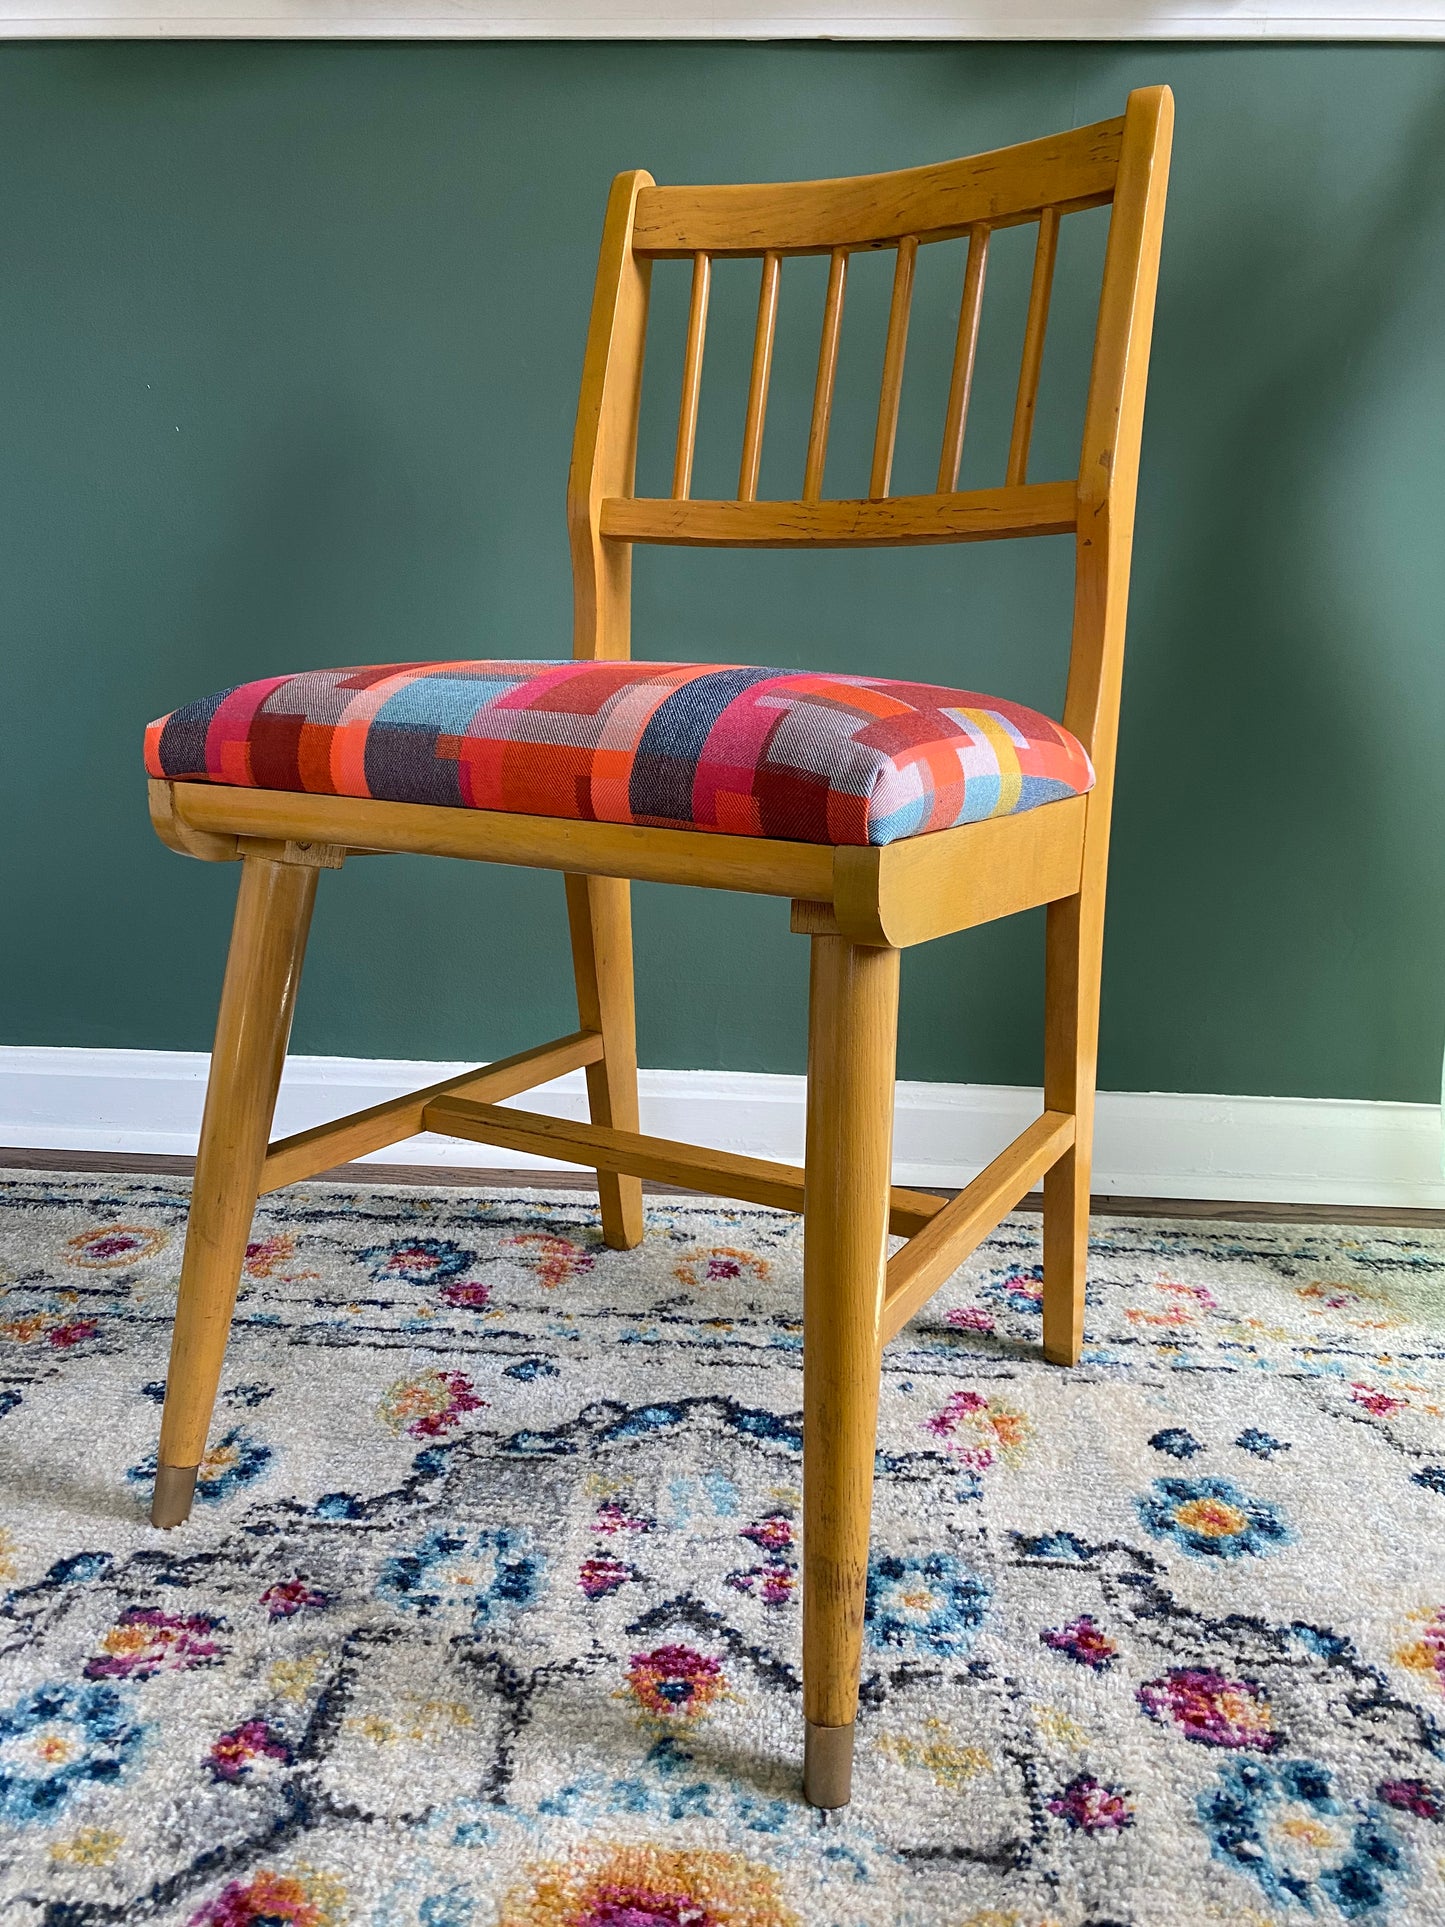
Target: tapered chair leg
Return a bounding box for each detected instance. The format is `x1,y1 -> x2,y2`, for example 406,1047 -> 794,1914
565,873 -> 644,1250
801,935 -> 900,1813
1041,884 -> 1103,1367
151,854 -> 319,1527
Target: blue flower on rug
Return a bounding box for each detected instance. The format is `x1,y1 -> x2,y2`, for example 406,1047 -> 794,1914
1236,1428 -> 1290,1459
360,1237 -> 476,1288
1200,1758 -> 1405,1917
0,1682 -> 143,1823
126,1427 -> 271,1505
1137,1477 -> 1292,1560
1149,1427 -> 1205,1460
982,1264 -> 1044,1318
866,1551 -> 989,1655
377,1526 -> 542,1630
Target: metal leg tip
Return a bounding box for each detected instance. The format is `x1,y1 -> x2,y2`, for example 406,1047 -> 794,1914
803,1718 -> 854,1813
150,1463 -> 199,1529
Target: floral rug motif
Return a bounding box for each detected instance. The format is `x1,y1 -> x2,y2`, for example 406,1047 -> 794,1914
0,1172 -> 1443,1926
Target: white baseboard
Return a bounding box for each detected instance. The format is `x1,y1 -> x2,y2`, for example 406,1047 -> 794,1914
0,1046 -> 1440,1210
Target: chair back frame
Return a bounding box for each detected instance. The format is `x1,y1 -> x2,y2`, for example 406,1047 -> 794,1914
567,86 -> 1175,825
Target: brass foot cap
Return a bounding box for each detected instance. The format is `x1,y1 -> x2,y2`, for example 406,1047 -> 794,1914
803,1719 -> 854,1812
151,1463 -> 199,1529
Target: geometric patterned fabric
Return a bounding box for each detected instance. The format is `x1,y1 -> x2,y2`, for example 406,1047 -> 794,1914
145,659 -> 1093,847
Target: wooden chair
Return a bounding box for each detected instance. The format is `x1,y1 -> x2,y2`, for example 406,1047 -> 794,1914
143,87 -> 1172,1813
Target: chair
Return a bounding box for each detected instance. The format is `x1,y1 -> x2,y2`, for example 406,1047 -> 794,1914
141,86 -> 1172,1813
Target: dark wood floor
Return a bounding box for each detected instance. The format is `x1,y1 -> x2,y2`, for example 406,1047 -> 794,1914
3,1145 -> 1441,1228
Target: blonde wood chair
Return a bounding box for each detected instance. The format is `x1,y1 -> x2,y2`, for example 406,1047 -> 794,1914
143,87 -> 1172,1812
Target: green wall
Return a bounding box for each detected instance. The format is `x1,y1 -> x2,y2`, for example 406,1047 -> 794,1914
2,41 -> 1443,1099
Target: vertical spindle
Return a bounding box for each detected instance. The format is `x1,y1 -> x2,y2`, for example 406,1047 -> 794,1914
672,251 -> 712,500
739,250 -> 782,502
804,248 -> 849,503
1007,208 -> 1060,487
869,236 -> 918,500
937,225 -> 990,493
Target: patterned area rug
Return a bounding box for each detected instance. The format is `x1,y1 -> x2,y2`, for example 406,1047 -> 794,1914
0,1172 -> 1443,1927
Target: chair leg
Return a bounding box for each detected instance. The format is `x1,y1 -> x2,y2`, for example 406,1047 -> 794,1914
801,934 -> 900,1813
1042,882 -> 1103,1367
151,854 -> 319,1527
565,873 -> 644,1250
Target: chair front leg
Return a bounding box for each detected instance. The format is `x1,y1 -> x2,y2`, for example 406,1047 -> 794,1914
801,934 -> 900,1812
152,853 -> 319,1527
565,873 -> 644,1249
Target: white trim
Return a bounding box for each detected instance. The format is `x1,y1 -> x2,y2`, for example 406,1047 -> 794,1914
0,1045 -> 1440,1210
2,1 -> 1443,36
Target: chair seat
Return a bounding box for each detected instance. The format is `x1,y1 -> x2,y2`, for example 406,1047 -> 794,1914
145,659 -> 1093,849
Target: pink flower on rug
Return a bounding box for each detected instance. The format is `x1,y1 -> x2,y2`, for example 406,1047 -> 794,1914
1041,1615 -> 1117,1672
727,1562 -> 795,1605
593,1501 -> 653,1535
740,1515 -> 794,1553
64,1225 -> 165,1269
1156,1278 -> 1220,1311
1378,1778 -> 1442,1820
188,1870 -> 334,1927
207,1720 -> 292,1782
946,1306 -> 996,1334
506,1233 -> 595,1290
439,1280 -> 491,1310
925,1390 -> 1031,1471
259,1579 -> 331,1620
626,1645 -> 727,1720
1047,1774 -> 1134,1833
378,1368 -> 485,1440
243,1234 -> 299,1278
1350,1383 -> 1408,1417
47,1320 -> 99,1348
579,1556 -> 632,1599
85,1607 -> 224,1680
1138,1668 -> 1278,1750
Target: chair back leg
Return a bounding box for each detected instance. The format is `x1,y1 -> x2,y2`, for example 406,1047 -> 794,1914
565,873 -> 645,1248
152,853 -> 318,1526
1042,883 -> 1103,1365
801,934 -> 900,1811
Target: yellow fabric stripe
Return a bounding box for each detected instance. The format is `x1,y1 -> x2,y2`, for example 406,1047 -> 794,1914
961,708 -> 1023,815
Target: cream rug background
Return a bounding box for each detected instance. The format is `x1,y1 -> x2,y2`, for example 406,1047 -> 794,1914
0,1172 -> 1442,1926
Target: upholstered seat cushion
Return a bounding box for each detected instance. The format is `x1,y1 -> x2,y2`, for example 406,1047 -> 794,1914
145,659 -> 1093,849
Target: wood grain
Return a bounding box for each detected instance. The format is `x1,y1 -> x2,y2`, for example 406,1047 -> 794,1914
937,224 -> 990,493
803,247 -> 848,502
739,249 -> 782,501
831,794 -> 1087,949
869,236 -> 917,499
881,1110 -> 1073,1343
1045,86 -> 1174,1367
601,481 -> 1077,547
1006,206 -> 1060,487
155,855 -> 317,1492
568,168 -> 653,660
420,1093 -> 945,1237
631,116 -> 1123,256
164,781 -> 836,902
259,1030 -> 605,1194
672,250 -> 711,500
801,936 -> 900,1744
566,874 -> 645,1248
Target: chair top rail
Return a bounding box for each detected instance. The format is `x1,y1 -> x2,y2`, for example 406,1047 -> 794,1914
631,116 -> 1123,258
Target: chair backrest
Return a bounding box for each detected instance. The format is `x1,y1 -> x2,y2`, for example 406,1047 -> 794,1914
568,86 -> 1173,790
